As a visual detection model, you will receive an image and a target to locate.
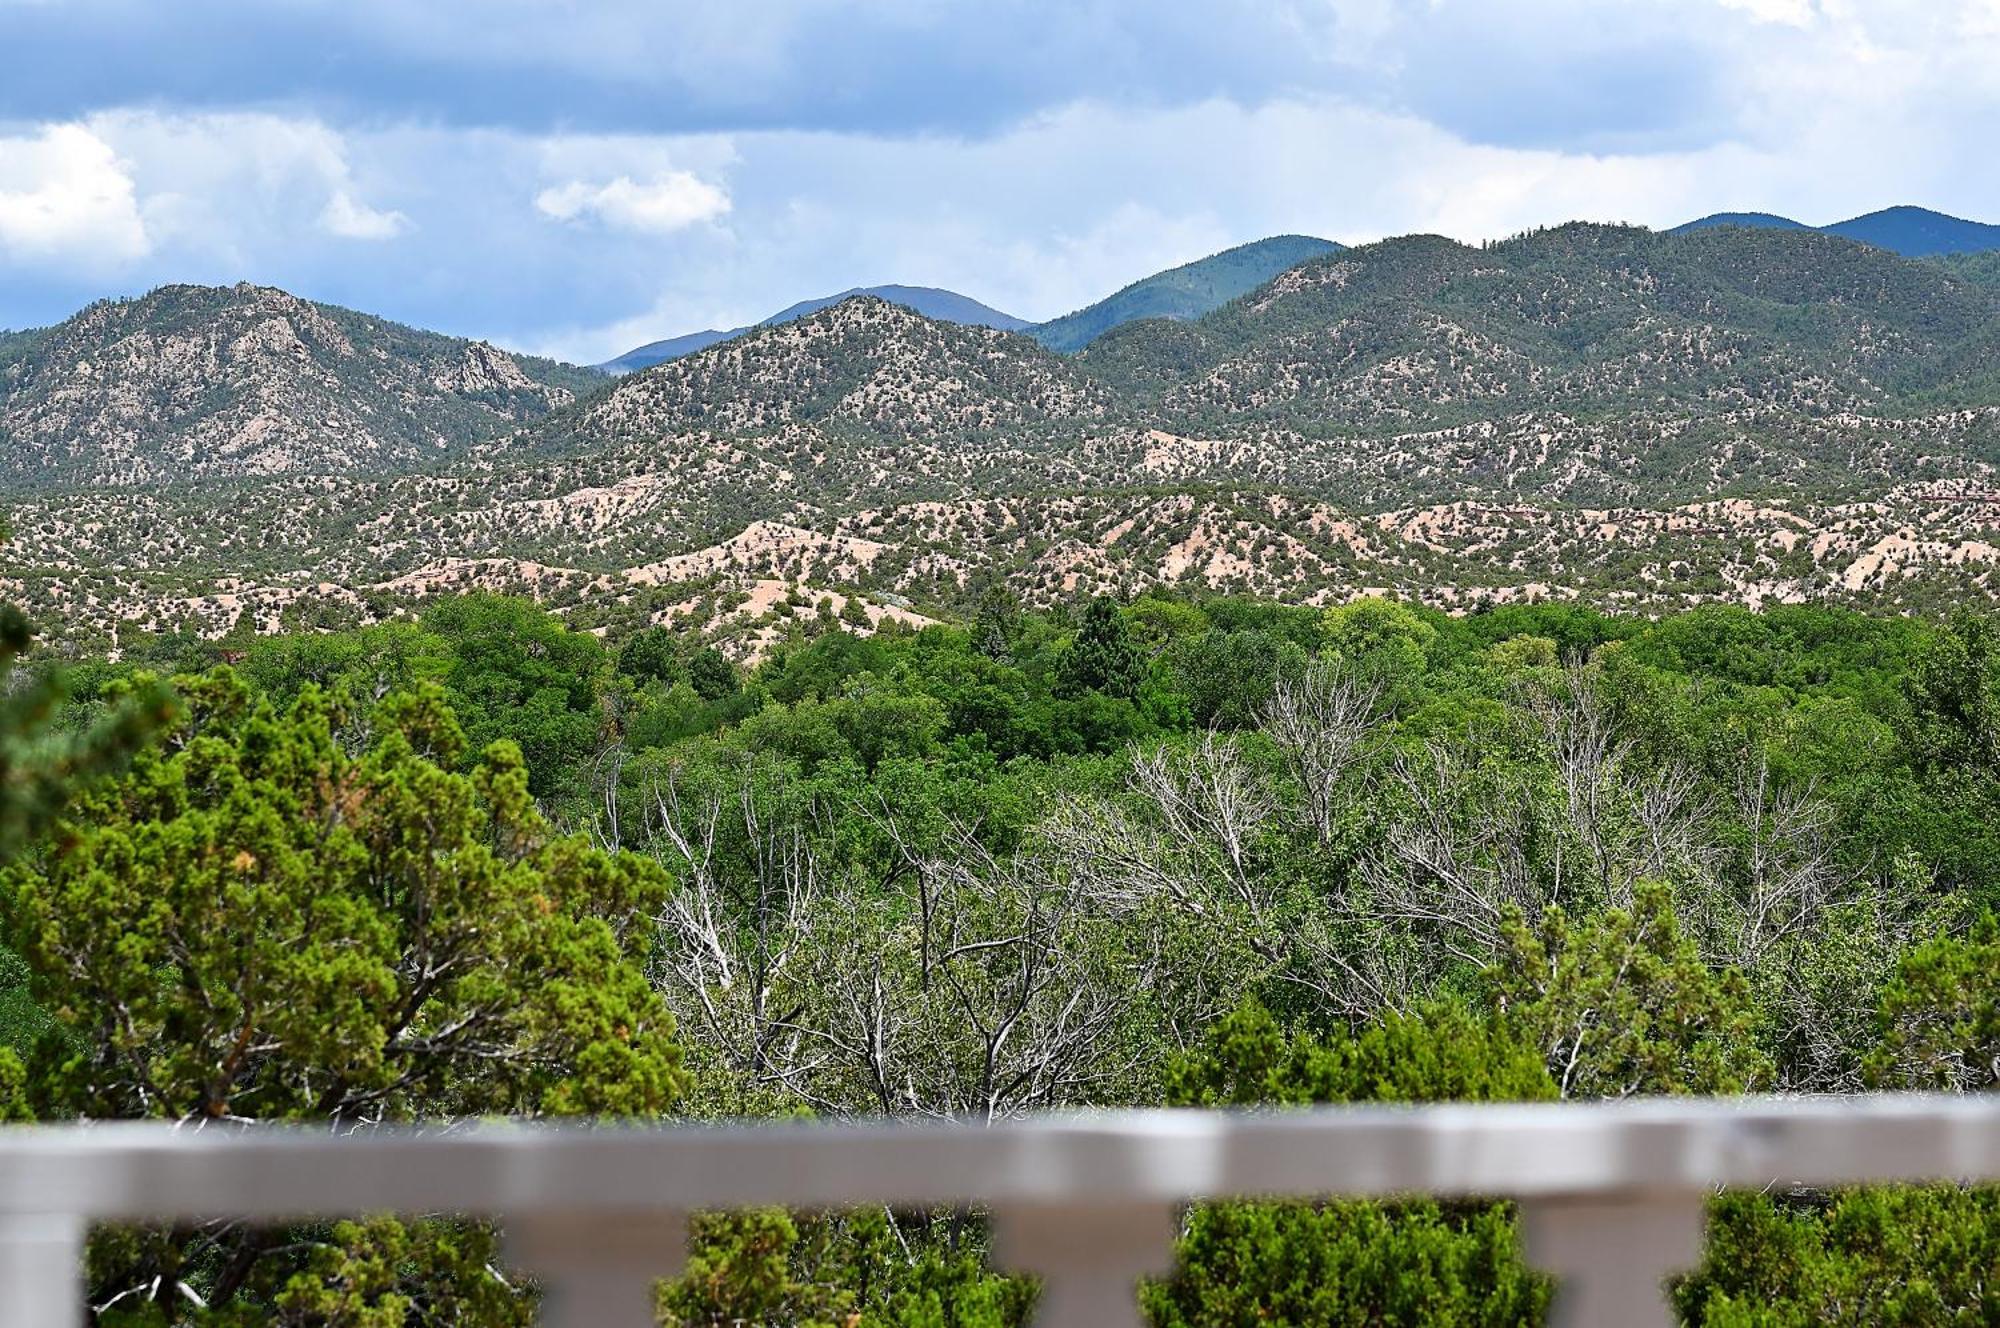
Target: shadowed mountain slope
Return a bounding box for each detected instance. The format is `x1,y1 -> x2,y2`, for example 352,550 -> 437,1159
1029,235 -> 1342,353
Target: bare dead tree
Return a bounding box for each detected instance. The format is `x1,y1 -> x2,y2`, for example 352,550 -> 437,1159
1631,759 -> 1713,886
1127,732 -> 1280,933
1525,665 -> 1634,906
588,741 -> 627,852
1038,796 -> 1187,915
1279,902 -> 1428,1023
1260,658 -> 1387,846
644,761 -> 828,1099
820,814 -> 1150,1122
1727,752 -> 1837,971
1357,738 -> 1541,969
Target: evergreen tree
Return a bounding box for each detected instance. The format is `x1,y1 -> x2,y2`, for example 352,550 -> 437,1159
1059,595 -> 1144,699
1,670 -> 684,1321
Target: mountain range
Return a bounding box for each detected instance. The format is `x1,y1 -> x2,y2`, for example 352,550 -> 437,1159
8,218 -> 2000,657
599,235 -> 1346,371
1670,205 -> 2000,257
601,208 -> 2000,375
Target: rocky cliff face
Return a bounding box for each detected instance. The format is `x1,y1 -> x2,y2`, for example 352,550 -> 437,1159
0,283 -> 598,488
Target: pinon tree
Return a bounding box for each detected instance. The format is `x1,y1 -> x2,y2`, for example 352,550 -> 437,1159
0,670 -> 685,1324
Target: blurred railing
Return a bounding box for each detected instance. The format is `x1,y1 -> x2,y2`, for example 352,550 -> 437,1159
3,1096 -> 1999,1326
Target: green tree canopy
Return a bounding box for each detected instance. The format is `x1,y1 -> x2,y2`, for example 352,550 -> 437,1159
1,670 -> 684,1322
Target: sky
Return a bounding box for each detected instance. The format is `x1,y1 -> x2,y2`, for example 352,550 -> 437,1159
3,0 -> 2000,363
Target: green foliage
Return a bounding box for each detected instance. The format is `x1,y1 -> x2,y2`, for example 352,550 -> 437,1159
1060,595 -> 1146,700
1680,1187 -> 2000,1326
969,578 -> 1023,660
1152,1000 -> 1553,1328
6,669 -> 682,1122
1168,628 -> 1302,729
23,591 -> 2000,1322
1899,612 -> 2000,894
0,606 -> 174,861
1146,1199 -> 1548,1328
666,1209 -> 1032,1328
421,595 -> 609,801
1163,998 -> 1556,1108
621,626 -> 739,702
1321,597 -> 1441,710
1869,913 -> 2000,1091
1495,883 -> 1771,1097
92,1216 -> 532,1328
1,669 -> 683,1321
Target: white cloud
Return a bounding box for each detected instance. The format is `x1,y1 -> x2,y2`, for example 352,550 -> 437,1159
1715,0 -> 1816,26
0,123 -> 149,267
12,2 -> 2000,361
534,171 -> 730,233
320,188 -> 409,239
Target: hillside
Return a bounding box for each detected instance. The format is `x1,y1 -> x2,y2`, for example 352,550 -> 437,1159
554,296 -> 1107,448
598,284 -> 1027,373
14,224 -> 2000,654
763,285 -> 1026,332
1078,223 -> 2000,435
1671,212 -> 1810,233
599,328 -> 736,374
1937,250 -> 2000,289
1029,235 -> 1341,352
0,283 -> 600,488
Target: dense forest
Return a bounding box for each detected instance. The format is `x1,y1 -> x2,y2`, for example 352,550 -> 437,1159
12,586 -> 2000,1324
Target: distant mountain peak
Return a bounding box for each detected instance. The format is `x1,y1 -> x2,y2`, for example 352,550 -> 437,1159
558,290 -> 1107,448
1028,234 -> 1342,353
1669,205 -> 2000,257
1822,206 -> 2000,257
597,284 -> 1026,374
763,285 -> 1027,332
1669,212 -> 1811,234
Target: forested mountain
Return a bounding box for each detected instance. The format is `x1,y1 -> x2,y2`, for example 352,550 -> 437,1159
764,284 -> 1027,332
1029,234 -> 1342,352
12,223 -> 2000,655
1079,223 -> 2000,427
598,284 -> 1027,373
1672,204 -> 2000,256
1672,211 -> 1811,233
0,283 -> 599,488
597,327 -> 738,374
599,233 -> 1347,375
1826,205 -> 2000,256
1940,249 -> 2000,288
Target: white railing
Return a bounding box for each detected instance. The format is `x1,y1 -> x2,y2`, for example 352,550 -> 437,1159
2,1096 -> 1999,1326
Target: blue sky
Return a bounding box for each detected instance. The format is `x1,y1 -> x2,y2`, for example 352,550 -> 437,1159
3,0 -> 1999,362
